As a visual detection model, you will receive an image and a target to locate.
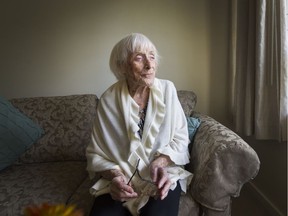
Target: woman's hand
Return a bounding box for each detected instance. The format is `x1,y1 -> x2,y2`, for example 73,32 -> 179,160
110,175 -> 138,202
150,155 -> 173,200
99,169 -> 138,202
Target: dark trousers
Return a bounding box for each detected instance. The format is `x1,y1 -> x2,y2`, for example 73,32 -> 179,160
89,182 -> 182,216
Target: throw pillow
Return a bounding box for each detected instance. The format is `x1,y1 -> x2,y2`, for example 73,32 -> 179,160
0,96 -> 44,170
186,117 -> 201,142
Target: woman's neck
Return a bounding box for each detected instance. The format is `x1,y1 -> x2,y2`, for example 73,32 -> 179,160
127,82 -> 150,110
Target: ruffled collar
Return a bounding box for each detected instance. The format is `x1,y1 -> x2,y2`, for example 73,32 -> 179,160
118,78 -> 166,169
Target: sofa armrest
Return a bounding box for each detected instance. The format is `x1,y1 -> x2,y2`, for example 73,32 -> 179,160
189,113 -> 260,211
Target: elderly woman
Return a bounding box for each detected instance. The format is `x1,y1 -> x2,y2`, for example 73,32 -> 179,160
86,33 -> 192,216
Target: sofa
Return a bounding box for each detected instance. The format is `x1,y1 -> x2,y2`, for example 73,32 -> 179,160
0,91 -> 260,216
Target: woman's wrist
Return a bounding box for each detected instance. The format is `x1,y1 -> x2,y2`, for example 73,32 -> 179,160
100,169 -> 125,181
151,154 -> 172,168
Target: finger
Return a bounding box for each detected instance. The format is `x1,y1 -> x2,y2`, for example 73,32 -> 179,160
150,166 -> 158,182
112,176 -> 133,192
110,177 -> 138,201
110,186 -> 137,200
160,190 -> 169,200
111,192 -> 138,201
160,180 -> 172,200
156,167 -> 167,188
121,184 -> 137,194
112,180 -> 136,194
111,188 -> 138,201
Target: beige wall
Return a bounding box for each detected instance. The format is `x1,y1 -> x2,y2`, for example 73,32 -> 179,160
0,0 -> 229,125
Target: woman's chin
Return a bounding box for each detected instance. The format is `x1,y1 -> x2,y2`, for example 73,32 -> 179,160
142,78 -> 154,87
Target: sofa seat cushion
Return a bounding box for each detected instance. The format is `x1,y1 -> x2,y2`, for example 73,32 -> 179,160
68,176 -> 97,215
0,161 -> 88,216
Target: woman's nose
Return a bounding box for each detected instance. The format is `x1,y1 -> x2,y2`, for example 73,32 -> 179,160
144,57 -> 152,69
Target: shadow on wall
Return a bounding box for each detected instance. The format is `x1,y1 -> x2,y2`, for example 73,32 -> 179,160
207,0 -> 230,127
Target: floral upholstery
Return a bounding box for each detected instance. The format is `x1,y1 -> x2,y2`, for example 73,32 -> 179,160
178,91 -> 259,215
10,95 -> 97,163
67,176 -> 97,215
177,90 -> 197,117
0,162 -> 88,215
190,113 -> 260,214
0,92 -> 260,216
0,95 -> 97,216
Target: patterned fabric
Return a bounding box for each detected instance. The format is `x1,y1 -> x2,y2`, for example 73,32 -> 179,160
0,94 -> 98,215
178,193 -> 200,216
137,105 -> 148,139
67,176 -> 99,215
10,95 -> 97,163
0,162 -> 88,216
190,112 -> 260,211
177,90 -> 197,117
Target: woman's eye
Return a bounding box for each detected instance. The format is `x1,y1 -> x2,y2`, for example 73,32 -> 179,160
135,55 -> 143,61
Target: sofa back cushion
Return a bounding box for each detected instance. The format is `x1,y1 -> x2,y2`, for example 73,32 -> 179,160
0,96 -> 44,170
10,94 -> 97,163
177,90 -> 197,117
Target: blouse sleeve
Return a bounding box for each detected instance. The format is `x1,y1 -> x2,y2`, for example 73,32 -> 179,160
155,81 -> 190,165
86,99 -> 121,178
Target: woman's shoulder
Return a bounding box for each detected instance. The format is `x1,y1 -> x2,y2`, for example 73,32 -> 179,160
155,78 -> 177,93
155,78 -> 175,87
100,80 -> 125,100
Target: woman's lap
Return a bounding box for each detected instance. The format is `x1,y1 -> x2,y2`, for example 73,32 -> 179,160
89,182 -> 181,216
140,182 -> 181,216
89,193 -> 132,216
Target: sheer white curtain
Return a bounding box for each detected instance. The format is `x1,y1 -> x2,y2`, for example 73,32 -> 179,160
230,0 -> 287,141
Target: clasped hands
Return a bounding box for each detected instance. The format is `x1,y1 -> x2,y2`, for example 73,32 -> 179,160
110,156 -> 172,202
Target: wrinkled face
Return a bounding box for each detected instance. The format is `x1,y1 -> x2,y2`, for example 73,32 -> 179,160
126,50 -> 156,87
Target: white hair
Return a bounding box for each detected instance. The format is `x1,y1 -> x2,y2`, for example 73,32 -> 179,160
109,33 -> 160,80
